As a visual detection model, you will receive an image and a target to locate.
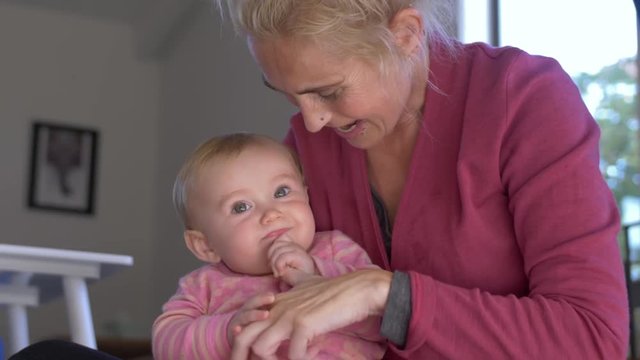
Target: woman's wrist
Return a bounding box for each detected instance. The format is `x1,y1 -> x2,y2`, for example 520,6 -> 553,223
360,268 -> 393,315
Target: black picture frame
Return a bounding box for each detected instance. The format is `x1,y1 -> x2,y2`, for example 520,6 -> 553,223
27,121 -> 99,215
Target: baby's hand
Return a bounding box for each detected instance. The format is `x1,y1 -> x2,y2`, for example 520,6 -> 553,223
268,239 -> 316,285
227,293 -> 274,345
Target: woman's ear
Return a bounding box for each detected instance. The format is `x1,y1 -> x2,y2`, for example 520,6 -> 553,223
389,7 -> 425,56
184,230 -> 221,264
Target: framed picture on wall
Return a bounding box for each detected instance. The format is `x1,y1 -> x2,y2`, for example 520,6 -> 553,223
27,121 -> 99,215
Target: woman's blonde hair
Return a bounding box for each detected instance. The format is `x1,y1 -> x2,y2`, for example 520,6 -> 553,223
214,0 -> 457,72
173,133 -> 302,228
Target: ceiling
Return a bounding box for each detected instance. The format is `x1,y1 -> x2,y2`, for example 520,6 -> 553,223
0,0 -> 154,25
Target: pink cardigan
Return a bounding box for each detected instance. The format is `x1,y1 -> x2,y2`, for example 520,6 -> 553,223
284,42 -> 628,359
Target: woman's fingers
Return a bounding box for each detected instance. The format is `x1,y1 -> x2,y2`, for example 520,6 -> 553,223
287,316 -> 314,360
232,320 -> 279,360
231,320 -> 265,360
248,315 -> 296,359
251,270 -> 392,357
233,270 -> 392,359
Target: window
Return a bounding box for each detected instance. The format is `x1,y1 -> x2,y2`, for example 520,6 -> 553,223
459,0 -> 639,251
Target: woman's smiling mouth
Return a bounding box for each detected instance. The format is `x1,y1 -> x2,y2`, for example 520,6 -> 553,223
337,120 -> 359,133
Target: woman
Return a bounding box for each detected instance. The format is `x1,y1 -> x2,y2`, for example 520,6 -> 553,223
216,0 -> 629,359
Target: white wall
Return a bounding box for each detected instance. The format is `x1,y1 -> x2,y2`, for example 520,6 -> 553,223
0,0 -> 297,351
0,2 -> 159,343
151,3 -> 295,315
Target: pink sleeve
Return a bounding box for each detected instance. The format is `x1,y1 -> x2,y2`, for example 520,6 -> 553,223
390,54 -> 627,358
152,271 -> 234,359
310,332 -> 386,359
310,230 -> 377,278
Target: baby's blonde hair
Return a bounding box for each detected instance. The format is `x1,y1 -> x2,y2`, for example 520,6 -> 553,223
214,0 -> 457,72
173,133 -> 301,228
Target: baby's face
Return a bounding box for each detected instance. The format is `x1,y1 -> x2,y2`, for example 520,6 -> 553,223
189,144 -> 315,275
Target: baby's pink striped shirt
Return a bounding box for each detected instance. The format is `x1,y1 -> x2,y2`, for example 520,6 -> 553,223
152,230 -> 386,359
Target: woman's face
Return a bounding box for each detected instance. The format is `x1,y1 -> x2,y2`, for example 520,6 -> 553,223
248,36 -> 420,150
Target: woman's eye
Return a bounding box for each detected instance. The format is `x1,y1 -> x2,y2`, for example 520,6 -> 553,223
231,202 -> 251,214
318,89 -> 340,101
274,186 -> 291,198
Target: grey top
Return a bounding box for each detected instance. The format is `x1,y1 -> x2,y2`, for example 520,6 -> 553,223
372,189 -> 412,348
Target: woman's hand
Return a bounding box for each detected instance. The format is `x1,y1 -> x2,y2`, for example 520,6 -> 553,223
231,268 -> 392,360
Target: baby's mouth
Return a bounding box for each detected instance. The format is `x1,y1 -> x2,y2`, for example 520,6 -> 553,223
264,228 -> 289,241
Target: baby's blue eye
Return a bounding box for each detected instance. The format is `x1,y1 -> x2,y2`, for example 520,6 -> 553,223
274,186 -> 291,198
231,202 -> 251,214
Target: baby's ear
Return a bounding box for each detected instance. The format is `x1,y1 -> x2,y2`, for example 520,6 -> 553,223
184,230 -> 221,264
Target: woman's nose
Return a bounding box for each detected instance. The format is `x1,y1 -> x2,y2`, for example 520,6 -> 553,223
299,100 -> 329,133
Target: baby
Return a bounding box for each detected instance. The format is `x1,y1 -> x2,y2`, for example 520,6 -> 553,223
152,133 -> 385,359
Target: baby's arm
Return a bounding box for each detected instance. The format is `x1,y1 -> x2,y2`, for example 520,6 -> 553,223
310,230 -> 379,278
152,269 -> 275,360
152,291 -> 235,359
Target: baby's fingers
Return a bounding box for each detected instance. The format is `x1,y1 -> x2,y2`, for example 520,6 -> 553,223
279,268 -> 311,286
235,309 -> 269,328
267,241 -> 295,263
241,292 -> 275,311
271,249 -> 300,275
229,311 -> 265,345
233,325 -> 243,336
